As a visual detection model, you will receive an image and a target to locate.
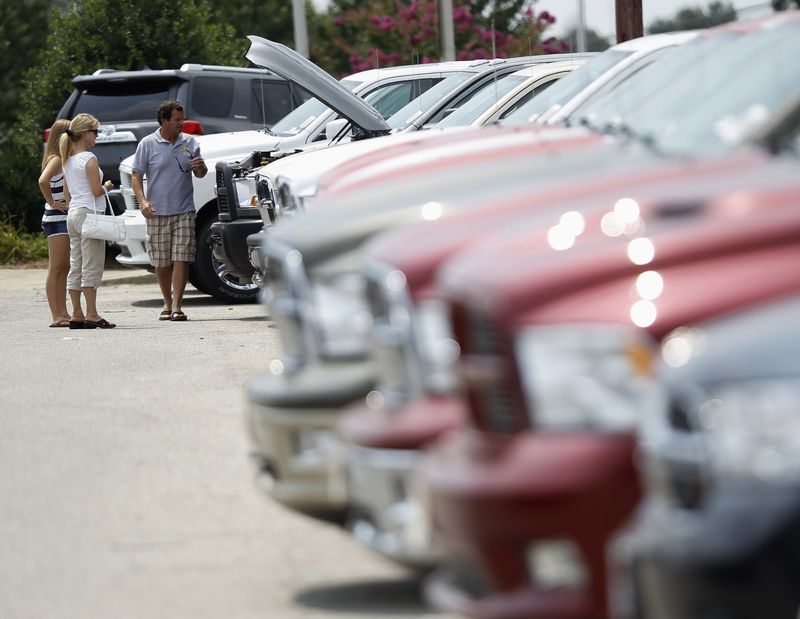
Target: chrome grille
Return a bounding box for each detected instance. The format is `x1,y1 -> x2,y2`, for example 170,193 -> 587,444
661,395 -> 709,509
364,264 -> 417,406
467,311 -> 504,356
263,247 -> 315,369
215,168 -> 230,216
255,175 -> 277,223
455,304 -> 527,434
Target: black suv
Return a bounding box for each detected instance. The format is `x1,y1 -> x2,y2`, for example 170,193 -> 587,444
52,64 -> 309,187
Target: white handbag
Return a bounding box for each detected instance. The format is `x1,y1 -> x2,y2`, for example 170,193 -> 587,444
81,190 -> 127,242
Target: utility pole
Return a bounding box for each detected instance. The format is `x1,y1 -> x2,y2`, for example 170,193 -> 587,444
292,0 -> 309,58
440,0 -> 456,61
615,0 -> 643,43
576,0 -> 587,52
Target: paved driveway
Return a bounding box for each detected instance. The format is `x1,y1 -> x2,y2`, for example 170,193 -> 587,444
0,269 -> 453,619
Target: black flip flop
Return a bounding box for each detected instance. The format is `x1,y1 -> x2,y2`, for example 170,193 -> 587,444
68,321 -> 84,329
83,318 -> 116,329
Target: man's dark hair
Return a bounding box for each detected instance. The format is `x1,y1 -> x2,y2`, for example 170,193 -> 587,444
156,100 -> 184,124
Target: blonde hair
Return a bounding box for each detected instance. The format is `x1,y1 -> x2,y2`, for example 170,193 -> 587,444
42,118 -> 71,170
58,113 -> 100,163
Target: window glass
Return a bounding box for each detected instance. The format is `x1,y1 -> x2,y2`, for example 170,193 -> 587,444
500,49 -> 631,125
270,79 -> 360,137
74,83 -> 172,122
191,76 -> 234,118
435,74 -> 527,128
251,80 -> 294,126
576,25 -> 800,157
387,71 -> 475,129
363,82 -> 415,119
498,78 -> 558,120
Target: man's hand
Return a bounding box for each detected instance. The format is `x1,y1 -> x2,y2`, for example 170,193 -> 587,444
141,201 -> 156,219
191,156 -> 207,178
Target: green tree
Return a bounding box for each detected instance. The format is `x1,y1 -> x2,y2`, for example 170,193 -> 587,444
214,0 -> 339,75
324,0 -> 566,76
772,0 -> 800,8
648,1 -> 737,34
563,26 -> 611,52
0,0 -> 52,132
0,0 -> 245,231
215,0 -> 295,46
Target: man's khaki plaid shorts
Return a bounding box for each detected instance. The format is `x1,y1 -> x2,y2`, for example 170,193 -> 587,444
146,212 -> 196,267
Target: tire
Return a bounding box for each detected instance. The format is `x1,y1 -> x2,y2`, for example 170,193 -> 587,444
191,215 -> 259,303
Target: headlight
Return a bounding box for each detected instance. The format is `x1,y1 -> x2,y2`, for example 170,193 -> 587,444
310,271 -> 372,359
515,325 -> 667,431
694,379 -> 800,482
234,176 -> 259,216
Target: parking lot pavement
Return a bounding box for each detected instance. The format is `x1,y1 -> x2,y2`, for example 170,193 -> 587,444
0,269 -> 453,619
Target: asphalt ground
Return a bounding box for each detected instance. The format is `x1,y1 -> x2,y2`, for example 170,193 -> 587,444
0,265 -> 455,619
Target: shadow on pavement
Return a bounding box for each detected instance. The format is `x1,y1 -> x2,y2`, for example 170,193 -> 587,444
294,576 -> 440,615
130,290 -> 245,309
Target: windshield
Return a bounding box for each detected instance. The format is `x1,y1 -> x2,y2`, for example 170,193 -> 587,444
576,23 -> 800,157
270,79 -> 360,137
387,71 -> 475,130
500,50 -> 631,126
435,74 -> 528,128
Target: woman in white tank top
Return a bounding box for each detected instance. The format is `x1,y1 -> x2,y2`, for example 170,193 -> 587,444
60,113 -> 116,329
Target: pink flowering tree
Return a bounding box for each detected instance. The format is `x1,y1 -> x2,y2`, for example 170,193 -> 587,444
324,0 -> 569,75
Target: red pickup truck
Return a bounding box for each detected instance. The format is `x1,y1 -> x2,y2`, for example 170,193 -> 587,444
337,148 -> 786,568
415,168 -> 800,619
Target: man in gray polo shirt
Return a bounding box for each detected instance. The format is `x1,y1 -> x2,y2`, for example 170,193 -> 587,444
132,100 -> 207,321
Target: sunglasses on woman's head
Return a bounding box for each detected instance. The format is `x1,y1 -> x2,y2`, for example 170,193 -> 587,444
88,128 -> 99,135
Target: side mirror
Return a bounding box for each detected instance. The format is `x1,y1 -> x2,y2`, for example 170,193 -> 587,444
324,118 -> 352,142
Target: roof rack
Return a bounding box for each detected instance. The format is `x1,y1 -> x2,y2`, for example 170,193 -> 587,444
178,63 -> 275,75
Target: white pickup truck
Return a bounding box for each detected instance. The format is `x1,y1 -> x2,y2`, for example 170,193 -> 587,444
116,36 -> 473,302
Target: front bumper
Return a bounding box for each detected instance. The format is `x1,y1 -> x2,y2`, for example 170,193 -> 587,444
245,359 -> 375,521
115,209 -> 149,267
338,395 -> 467,451
421,430 -> 640,619
336,396 -> 465,568
209,218 -> 262,282
622,482 -> 800,619
345,444 -> 440,569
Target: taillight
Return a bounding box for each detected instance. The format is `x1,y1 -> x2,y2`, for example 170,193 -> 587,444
43,127 -> 51,143
182,120 -> 204,135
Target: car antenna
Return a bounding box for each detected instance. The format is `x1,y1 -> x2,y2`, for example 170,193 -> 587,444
492,18 -> 499,105
416,52 -> 426,115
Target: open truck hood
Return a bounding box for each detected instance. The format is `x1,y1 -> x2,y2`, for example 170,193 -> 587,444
246,35 -> 391,137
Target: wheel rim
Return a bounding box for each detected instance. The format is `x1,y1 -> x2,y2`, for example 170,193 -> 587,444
212,255 -> 258,292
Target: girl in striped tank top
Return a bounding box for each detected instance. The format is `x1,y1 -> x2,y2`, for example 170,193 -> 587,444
38,118 -> 72,327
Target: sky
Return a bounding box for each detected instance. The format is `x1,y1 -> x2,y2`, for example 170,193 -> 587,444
525,0 -> 774,40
